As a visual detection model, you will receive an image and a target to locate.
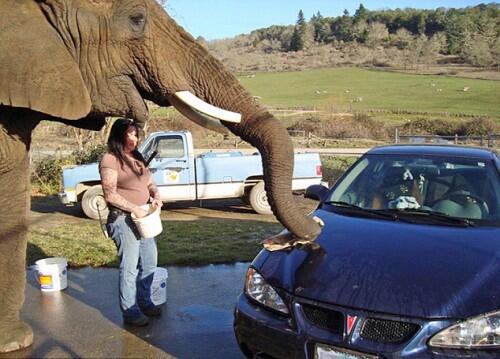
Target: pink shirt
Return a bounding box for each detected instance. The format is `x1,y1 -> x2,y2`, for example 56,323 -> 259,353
99,153 -> 151,206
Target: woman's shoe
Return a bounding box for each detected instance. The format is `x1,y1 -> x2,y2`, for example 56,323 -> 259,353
123,313 -> 149,326
141,305 -> 162,317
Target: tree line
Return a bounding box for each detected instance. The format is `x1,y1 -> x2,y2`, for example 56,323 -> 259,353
244,3 -> 499,68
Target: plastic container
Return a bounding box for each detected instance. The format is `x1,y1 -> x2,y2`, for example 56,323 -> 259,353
131,204 -> 163,238
151,267 -> 168,305
34,257 -> 68,292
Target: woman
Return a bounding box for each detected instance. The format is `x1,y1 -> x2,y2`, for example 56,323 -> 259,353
99,118 -> 163,326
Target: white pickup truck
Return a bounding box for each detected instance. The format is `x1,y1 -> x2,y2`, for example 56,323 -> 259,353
58,131 -> 324,219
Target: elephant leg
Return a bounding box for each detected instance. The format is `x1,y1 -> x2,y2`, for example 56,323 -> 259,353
0,116 -> 37,352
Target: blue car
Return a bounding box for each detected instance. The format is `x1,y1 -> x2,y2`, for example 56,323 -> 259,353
234,145 -> 500,359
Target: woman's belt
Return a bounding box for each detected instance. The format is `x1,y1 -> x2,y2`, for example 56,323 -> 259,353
108,205 -> 130,216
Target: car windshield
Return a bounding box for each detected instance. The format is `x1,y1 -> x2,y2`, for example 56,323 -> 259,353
326,153 -> 500,226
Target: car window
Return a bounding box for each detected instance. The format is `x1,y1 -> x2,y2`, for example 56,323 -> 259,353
327,153 -> 500,225
155,136 -> 185,158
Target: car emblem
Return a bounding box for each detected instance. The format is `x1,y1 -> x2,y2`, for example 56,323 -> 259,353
346,315 -> 358,336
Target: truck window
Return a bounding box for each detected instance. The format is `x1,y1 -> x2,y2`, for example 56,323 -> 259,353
156,136 -> 185,158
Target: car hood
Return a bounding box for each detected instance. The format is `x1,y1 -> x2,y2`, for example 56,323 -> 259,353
258,208 -> 500,319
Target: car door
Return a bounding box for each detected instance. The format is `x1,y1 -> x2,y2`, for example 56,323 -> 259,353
146,134 -> 195,201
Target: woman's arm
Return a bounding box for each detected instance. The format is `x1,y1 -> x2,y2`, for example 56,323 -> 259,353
100,167 -> 147,218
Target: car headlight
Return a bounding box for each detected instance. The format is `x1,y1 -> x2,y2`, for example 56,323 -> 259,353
429,310 -> 500,349
245,268 -> 289,315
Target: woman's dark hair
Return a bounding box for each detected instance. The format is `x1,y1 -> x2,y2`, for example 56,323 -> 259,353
107,118 -> 146,176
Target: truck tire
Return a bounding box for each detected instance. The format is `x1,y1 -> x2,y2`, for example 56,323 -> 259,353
249,182 -> 272,215
82,185 -> 109,220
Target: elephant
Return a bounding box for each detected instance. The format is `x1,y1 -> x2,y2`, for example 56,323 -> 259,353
0,0 -> 322,351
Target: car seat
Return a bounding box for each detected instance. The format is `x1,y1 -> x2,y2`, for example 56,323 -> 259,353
431,173 -> 488,219
432,192 -> 483,219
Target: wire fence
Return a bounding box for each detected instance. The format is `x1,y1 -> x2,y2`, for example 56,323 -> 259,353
394,129 -> 499,148
287,129 -> 499,149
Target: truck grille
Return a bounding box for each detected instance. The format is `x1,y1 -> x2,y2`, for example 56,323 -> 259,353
301,304 -> 343,335
360,318 -> 420,343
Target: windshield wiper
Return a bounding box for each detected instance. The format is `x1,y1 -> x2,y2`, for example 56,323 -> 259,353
324,201 -> 398,220
325,202 -> 475,227
381,208 -> 475,227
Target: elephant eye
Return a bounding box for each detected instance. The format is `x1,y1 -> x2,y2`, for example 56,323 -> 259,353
129,12 -> 146,32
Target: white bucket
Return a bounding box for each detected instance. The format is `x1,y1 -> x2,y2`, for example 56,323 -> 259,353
151,267 -> 168,305
34,257 -> 68,292
131,204 -> 163,238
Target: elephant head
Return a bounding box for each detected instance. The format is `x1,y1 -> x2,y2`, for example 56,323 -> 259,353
1,0 -> 322,241
0,1 -> 322,350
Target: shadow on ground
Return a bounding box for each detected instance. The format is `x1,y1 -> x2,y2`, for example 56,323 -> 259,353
31,196 -> 84,217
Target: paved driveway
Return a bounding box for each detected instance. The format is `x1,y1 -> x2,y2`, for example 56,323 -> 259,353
0,264 -> 249,359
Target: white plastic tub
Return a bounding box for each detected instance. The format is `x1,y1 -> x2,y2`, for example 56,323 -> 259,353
151,267 -> 168,305
131,204 -> 163,238
34,257 -> 68,292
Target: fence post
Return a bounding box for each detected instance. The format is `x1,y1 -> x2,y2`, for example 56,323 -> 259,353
394,128 -> 400,144
454,134 -> 458,145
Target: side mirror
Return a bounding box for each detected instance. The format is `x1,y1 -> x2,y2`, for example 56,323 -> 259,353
305,184 -> 329,202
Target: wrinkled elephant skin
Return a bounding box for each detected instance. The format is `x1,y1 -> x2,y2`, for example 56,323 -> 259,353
0,0 -> 321,351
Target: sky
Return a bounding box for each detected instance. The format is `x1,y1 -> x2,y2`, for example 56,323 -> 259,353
164,1 -> 493,40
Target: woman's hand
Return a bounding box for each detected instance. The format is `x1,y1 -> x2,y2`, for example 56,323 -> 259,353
132,206 -> 148,219
152,198 -> 163,209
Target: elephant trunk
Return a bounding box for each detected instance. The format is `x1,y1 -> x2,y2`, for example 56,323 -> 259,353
235,111 -> 323,240
159,42 -> 321,240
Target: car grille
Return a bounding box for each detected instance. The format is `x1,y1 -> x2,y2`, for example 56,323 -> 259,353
301,304 -> 343,335
360,318 -> 420,343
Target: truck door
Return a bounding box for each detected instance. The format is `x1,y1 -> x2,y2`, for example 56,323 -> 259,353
144,134 -> 196,201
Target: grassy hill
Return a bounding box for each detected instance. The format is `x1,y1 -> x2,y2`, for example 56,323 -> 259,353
239,67 -> 500,118
31,66 -> 500,163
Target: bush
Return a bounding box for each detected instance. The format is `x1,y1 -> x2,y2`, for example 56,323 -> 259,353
287,116 -> 321,134
31,145 -> 107,195
72,144 -> 106,165
401,117 -> 499,137
456,118 -> 500,136
31,156 -> 75,195
288,114 -> 389,140
400,118 -> 458,136
321,155 -> 358,186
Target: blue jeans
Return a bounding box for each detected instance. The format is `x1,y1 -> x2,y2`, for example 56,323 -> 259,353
107,214 -> 157,319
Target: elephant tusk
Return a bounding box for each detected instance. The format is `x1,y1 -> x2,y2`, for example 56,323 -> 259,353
173,91 -> 241,124
169,94 -> 227,133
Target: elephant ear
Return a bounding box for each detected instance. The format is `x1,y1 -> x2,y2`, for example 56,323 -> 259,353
0,2 -> 91,120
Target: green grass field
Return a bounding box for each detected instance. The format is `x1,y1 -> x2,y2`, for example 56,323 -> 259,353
28,219 -> 283,267
239,68 -> 500,117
